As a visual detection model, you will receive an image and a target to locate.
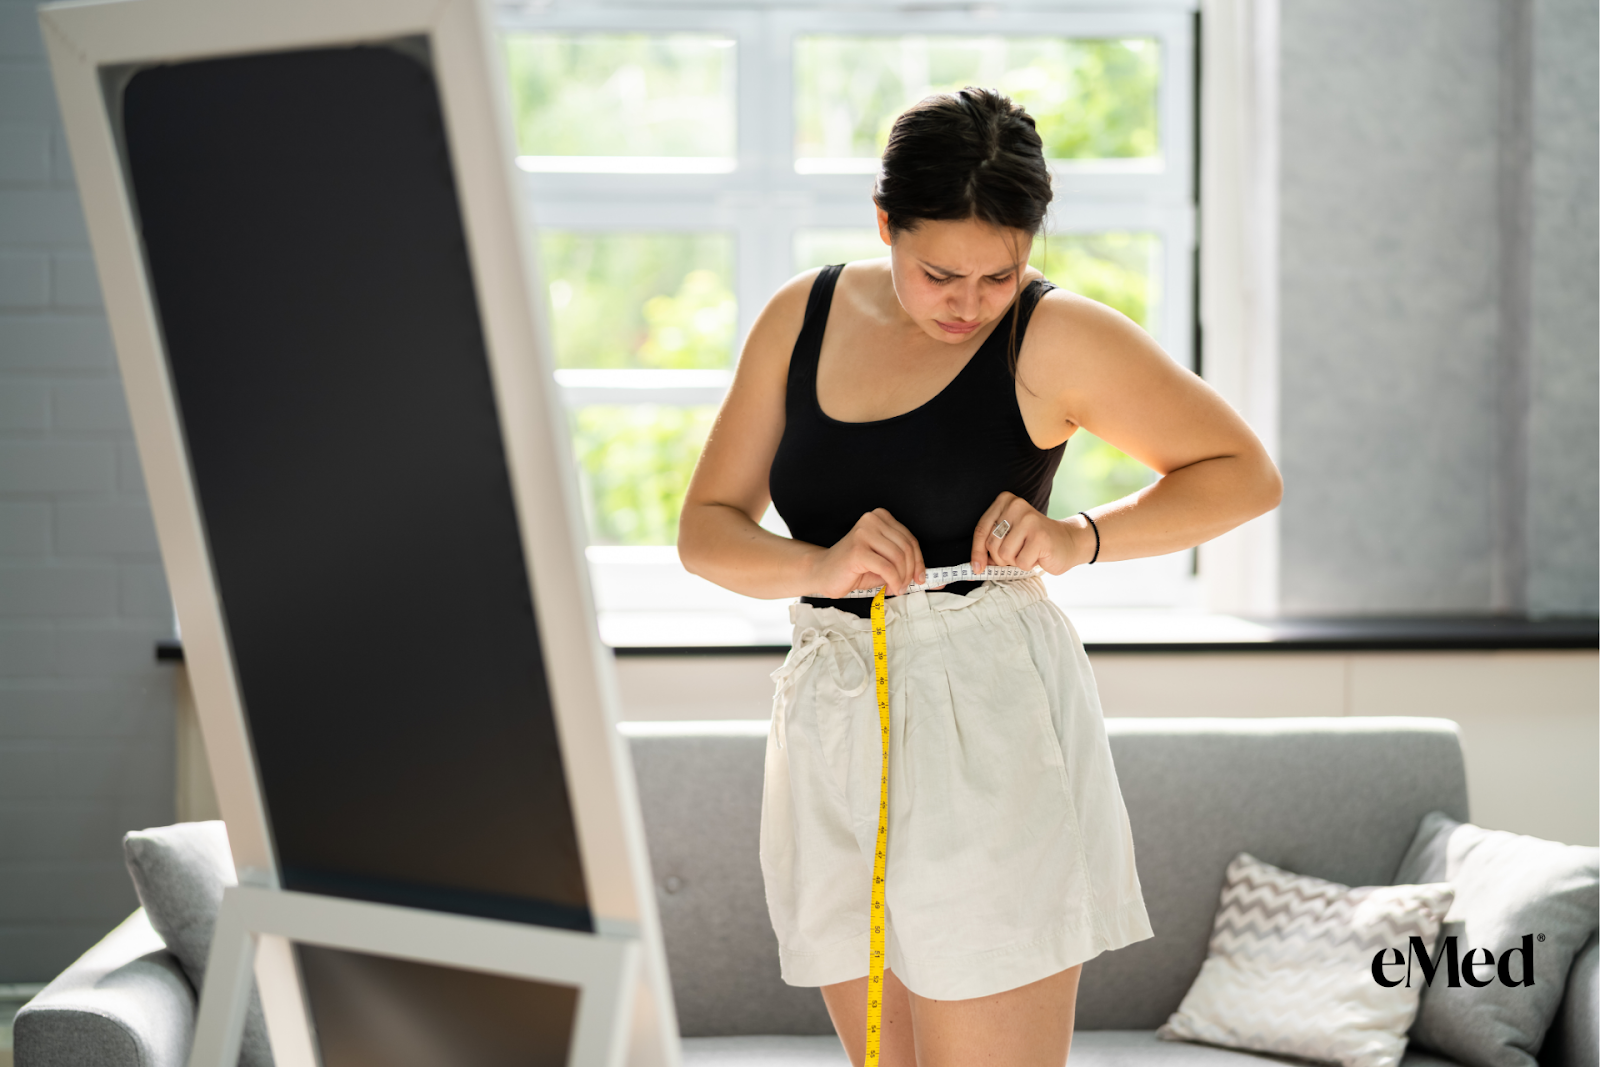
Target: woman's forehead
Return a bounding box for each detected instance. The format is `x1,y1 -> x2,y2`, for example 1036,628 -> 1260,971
898,218 -> 1031,274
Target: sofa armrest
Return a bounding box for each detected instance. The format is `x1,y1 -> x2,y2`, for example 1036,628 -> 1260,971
1541,930 -> 1597,1067
14,909 -> 197,1067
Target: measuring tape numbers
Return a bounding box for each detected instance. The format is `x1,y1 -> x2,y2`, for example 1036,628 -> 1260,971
856,565 -> 1038,1065
845,562 -> 1037,599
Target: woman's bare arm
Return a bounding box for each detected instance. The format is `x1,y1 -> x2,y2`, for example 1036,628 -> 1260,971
974,291 -> 1282,574
677,271 -> 928,599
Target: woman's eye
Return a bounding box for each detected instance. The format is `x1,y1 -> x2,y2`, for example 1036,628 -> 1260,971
924,272 -> 953,285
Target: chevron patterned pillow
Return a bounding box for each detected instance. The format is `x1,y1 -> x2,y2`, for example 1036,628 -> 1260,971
1157,852 -> 1456,1067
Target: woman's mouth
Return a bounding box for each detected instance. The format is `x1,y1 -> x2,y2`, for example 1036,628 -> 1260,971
936,319 -> 980,335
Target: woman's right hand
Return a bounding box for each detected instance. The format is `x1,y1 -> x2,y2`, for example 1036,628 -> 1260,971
803,508 -> 926,599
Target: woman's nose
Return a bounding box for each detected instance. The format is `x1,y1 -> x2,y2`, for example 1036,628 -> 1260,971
948,283 -> 980,319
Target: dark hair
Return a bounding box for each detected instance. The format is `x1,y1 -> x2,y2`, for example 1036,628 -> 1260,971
873,86 -> 1053,237
873,87 -> 1052,382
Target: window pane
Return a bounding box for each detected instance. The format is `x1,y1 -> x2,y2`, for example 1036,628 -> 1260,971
540,233 -> 736,370
1047,430 -> 1155,518
505,34 -> 735,161
794,36 -> 1159,171
1033,231 -> 1161,335
793,229 -> 888,272
571,405 -> 716,546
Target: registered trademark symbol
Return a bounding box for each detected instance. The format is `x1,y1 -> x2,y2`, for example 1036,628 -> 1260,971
1538,933 -> 1546,941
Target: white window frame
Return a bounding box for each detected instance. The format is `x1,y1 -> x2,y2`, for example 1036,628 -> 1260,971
498,0 -> 1203,644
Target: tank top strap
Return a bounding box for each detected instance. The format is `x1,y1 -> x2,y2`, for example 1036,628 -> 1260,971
1013,277 -> 1057,347
785,263 -> 843,418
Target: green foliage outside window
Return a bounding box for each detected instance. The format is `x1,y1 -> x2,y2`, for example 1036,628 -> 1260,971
540,233 -> 736,370
504,34 -> 736,157
541,233 -> 736,545
1030,232 -> 1161,348
572,405 -> 718,546
794,36 -> 1159,163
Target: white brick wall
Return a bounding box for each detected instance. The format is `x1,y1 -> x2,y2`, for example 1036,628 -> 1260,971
0,0 -> 175,982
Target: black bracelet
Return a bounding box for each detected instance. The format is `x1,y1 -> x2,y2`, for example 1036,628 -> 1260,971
1079,511 -> 1100,564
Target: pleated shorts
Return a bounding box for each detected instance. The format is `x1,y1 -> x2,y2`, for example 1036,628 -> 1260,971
759,576 -> 1154,1001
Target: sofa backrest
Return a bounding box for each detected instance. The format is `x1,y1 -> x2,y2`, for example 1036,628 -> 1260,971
622,715 -> 1468,1036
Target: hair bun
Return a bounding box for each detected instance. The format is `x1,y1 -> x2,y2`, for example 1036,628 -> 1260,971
873,86 -> 1053,236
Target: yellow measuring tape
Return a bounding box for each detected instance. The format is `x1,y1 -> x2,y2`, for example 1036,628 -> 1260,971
865,587 -> 890,1065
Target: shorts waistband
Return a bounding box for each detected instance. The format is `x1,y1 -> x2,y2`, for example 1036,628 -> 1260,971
799,580 -> 983,618
788,573 -> 1050,635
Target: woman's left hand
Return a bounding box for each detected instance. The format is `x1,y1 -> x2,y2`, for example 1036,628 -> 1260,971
969,492 -> 1091,576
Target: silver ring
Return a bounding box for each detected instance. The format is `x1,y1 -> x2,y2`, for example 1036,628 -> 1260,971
990,518 -> 1011,541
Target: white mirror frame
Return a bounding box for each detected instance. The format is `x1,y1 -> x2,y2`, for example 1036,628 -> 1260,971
37,0 -> 680,1063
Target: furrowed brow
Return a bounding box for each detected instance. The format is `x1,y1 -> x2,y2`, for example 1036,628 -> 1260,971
919,259 -> 1024,279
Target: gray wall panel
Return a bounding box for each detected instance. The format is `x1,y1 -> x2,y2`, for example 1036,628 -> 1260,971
0,7 -> 173,982
1527,0 -> 1599,615
1279,0 -> 1503,612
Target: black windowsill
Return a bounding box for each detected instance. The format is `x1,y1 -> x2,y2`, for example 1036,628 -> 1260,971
154,615 -> 1599,663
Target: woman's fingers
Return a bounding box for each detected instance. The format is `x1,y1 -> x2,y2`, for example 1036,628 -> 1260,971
868,526 -> 916,591
986,495 -> 1045,569
970,495 -> 1011,573
859,552 -> 898,592
983,494 -> 1031,568
867,508 -> 923,590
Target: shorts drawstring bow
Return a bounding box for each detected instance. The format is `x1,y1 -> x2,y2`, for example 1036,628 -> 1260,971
769,625 -> 869,750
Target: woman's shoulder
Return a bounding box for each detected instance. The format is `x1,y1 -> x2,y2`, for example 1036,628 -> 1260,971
733,266 -> 830,387
747,266 -> 825,345
750,257 -> 891,354
1018,283 -> 1172,398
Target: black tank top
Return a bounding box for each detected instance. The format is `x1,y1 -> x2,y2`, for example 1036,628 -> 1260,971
769,263 -> 1066,614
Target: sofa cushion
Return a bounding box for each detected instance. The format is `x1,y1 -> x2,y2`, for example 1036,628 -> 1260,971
1156,852 -> 1454,1067
122,820 -> 274,1066
1393,812 -> 1600,1067
1539,930 -> 1597,1067
13,909 -> 196,1067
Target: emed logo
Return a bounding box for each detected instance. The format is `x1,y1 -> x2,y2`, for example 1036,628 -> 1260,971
1372,934 -> 1540,988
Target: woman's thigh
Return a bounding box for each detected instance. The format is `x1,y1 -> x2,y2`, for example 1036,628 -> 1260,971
907,964 -> 1082,1067
821,968 -> 917,1067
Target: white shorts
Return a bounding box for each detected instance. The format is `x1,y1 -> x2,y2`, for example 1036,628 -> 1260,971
759,576 -> 1154,1001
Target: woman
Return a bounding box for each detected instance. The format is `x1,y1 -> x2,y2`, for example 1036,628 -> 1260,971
677,88 -> 1281,1067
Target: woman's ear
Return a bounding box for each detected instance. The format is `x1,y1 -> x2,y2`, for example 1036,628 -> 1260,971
876,206 -> 893,246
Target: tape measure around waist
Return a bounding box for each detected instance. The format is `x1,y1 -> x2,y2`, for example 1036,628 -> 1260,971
843,563 -> 1038,598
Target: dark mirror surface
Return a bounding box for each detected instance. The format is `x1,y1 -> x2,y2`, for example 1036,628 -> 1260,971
120,44 -> 592,932
298,944 -> 577,1067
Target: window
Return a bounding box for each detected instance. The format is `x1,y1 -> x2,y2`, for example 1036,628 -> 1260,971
500,3 -> 1198,644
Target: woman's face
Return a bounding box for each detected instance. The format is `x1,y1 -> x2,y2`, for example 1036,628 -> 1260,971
877,207 -> 1033,345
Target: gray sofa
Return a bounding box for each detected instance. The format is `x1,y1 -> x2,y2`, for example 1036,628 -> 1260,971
16,717 -> 1598,1066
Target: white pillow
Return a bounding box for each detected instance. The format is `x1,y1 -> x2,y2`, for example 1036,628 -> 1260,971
1157,852 -> 1455,1067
